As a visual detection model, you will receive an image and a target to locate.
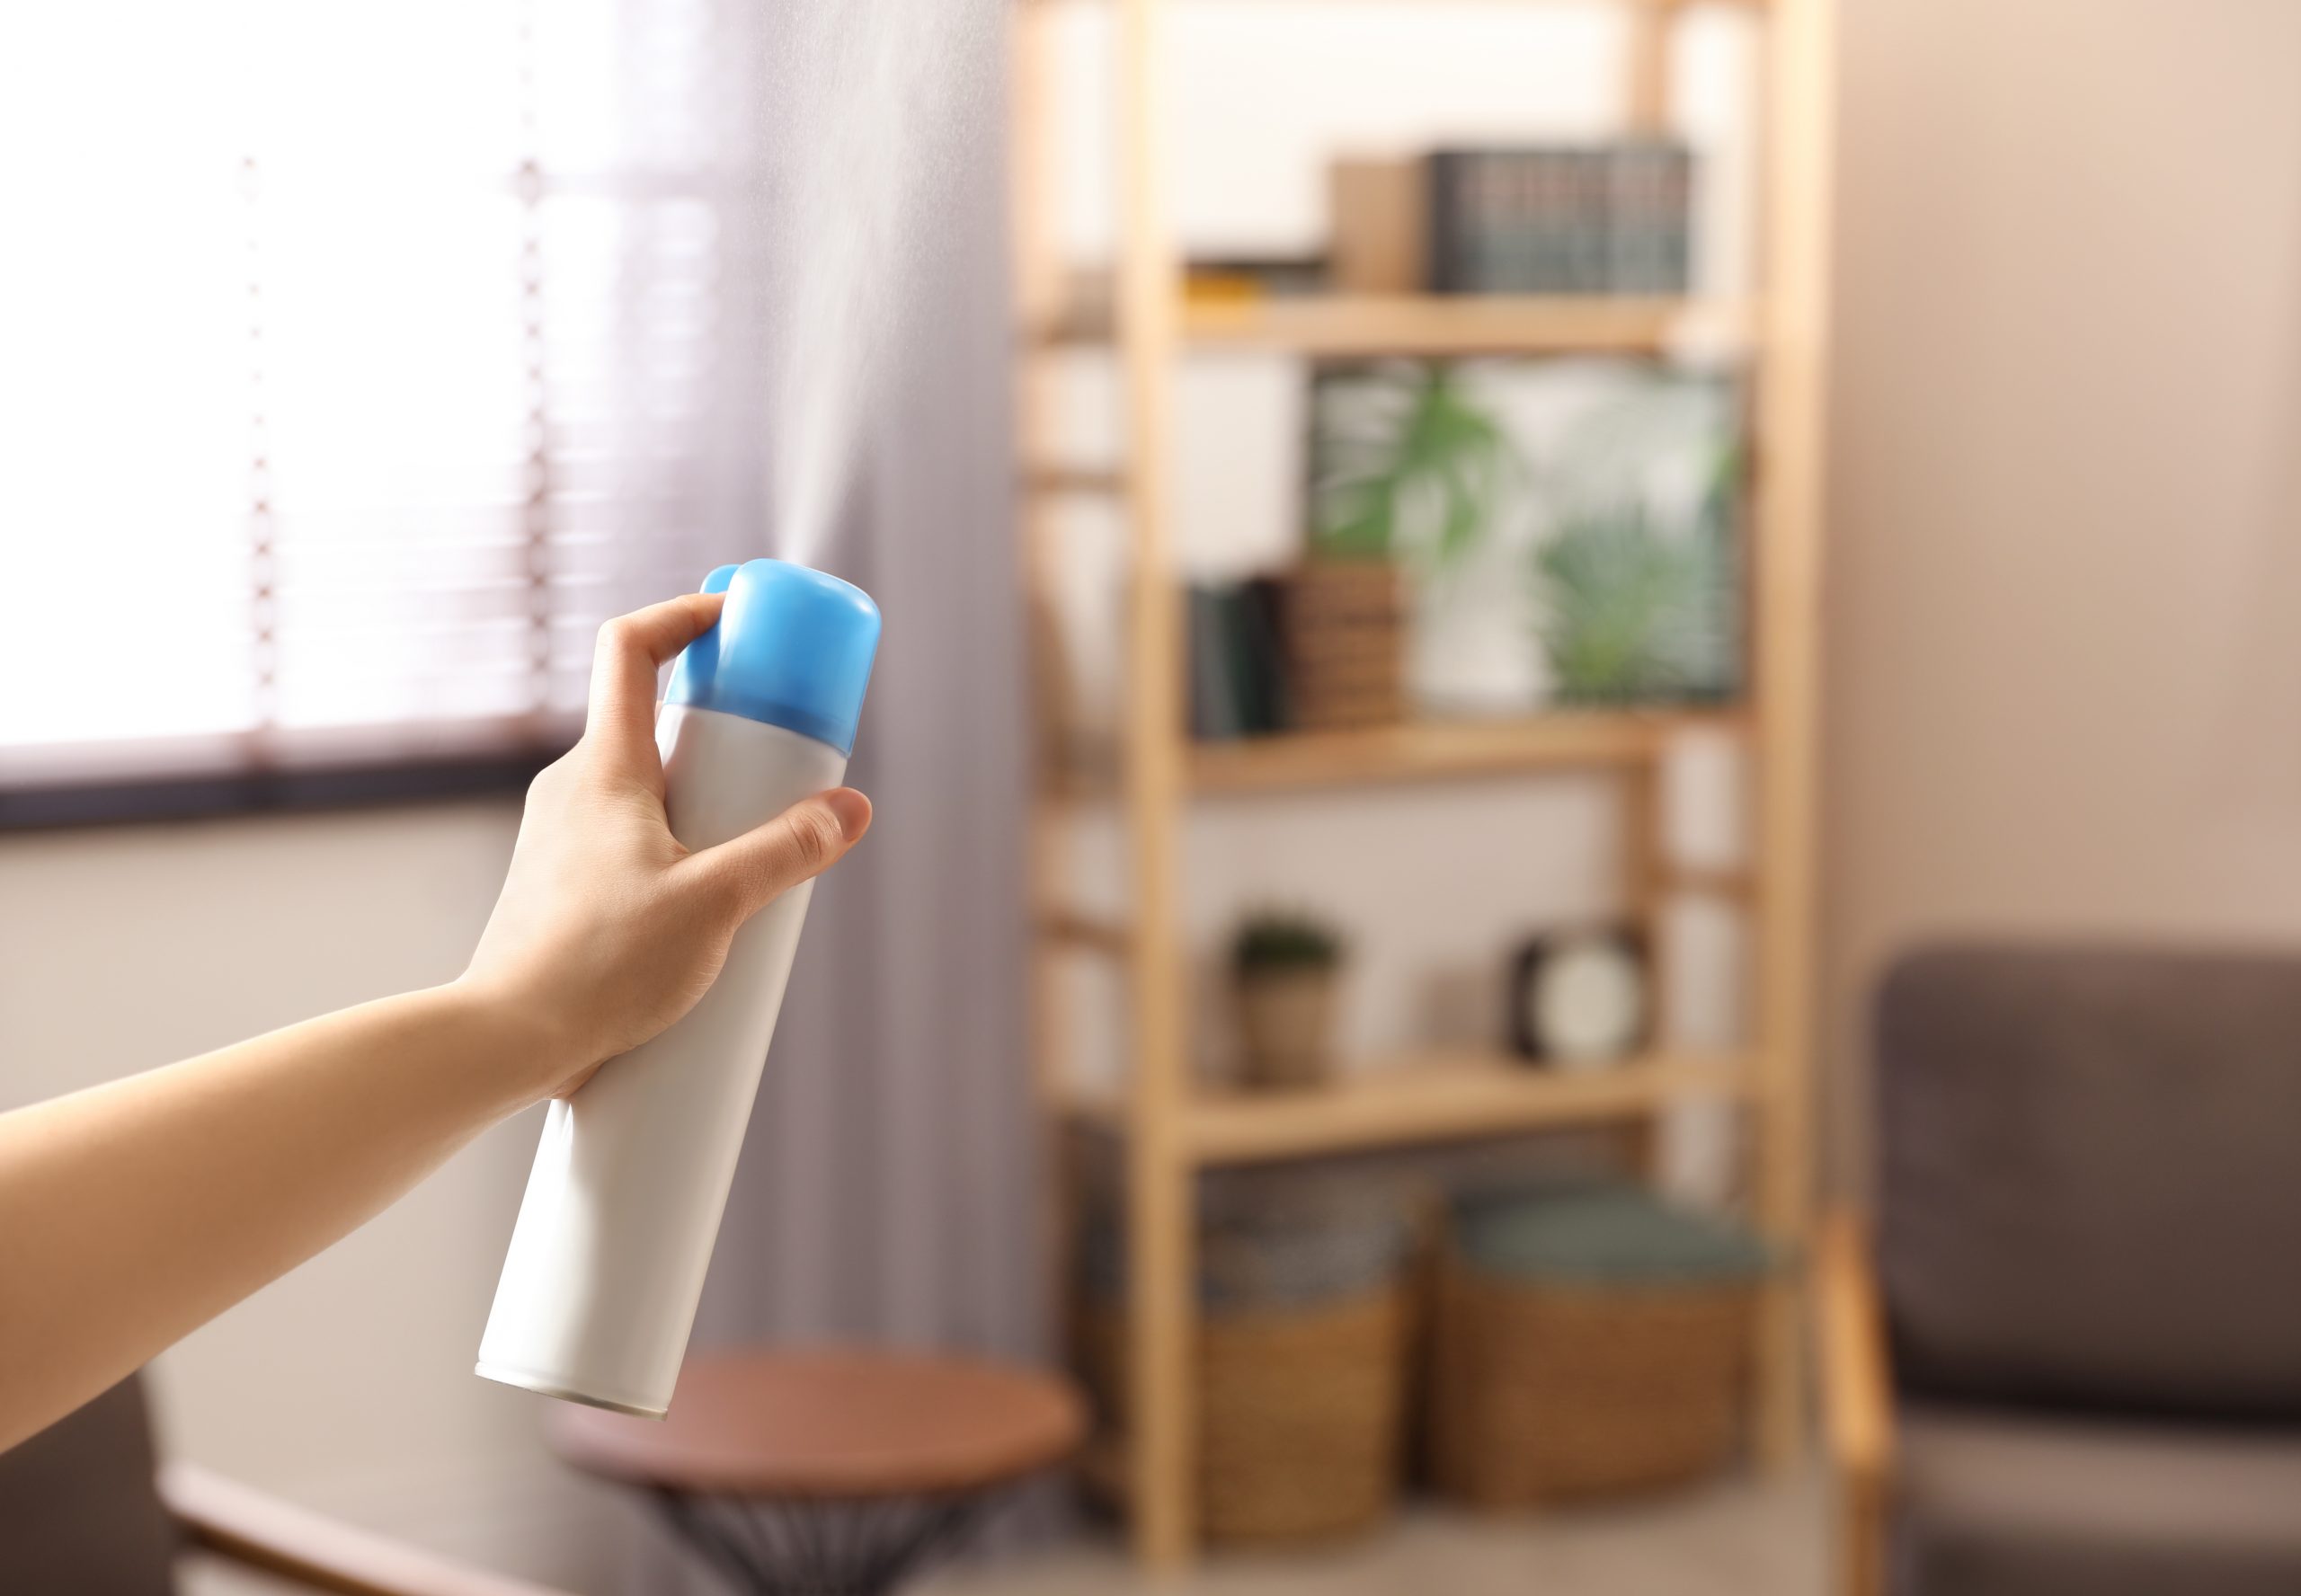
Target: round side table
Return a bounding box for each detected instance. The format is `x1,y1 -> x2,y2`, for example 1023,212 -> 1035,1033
547,1350 -> 1088,1596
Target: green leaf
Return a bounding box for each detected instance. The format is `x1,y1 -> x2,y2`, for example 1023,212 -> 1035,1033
1310,363 -> 1517,569
1533,498 -> 1730,705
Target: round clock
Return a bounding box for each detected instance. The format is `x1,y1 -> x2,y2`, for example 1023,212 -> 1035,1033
1508,927 -> 1650,1070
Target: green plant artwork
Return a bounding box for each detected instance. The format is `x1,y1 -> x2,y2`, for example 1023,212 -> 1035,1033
1310,362 -> 1515,570
1533,440 -> 1740,705
1310,359 -> 1745,712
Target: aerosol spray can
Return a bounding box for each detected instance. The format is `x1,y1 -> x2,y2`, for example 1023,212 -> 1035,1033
477,557 -> 879,1415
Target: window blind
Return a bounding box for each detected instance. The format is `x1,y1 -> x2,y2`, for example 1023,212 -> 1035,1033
0,0 -> 760,806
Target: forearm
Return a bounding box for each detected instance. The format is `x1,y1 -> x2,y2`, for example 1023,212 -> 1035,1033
0,981 -> 564,1451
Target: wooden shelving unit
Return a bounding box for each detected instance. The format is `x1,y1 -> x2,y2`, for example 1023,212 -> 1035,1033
1011,0 -> 1835,1565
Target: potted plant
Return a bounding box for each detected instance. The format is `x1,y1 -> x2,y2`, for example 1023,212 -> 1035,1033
1231,909 -> 1347,1090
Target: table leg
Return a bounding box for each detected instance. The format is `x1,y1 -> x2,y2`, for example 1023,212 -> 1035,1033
653,1488 -> 993,1596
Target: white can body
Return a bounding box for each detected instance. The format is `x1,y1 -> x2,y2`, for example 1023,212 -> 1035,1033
477,703 -> 846,1415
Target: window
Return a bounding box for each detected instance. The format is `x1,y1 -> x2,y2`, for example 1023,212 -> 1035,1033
0,1 -> 760,820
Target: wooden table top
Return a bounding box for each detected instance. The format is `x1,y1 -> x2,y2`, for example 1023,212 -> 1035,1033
546,1349 -> 1088,1500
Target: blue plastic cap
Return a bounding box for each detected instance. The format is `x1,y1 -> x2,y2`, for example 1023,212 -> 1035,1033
661,564 -> 741,708
664,559 -> 880,755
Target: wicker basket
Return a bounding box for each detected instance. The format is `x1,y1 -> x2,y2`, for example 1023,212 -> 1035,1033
1280,561 -> 1406,731
1426,1185 -> 1765,1507
1084,1286 -> 1410,1544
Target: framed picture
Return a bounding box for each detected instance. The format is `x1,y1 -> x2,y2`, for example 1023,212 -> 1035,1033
1308,357 -> 1744,717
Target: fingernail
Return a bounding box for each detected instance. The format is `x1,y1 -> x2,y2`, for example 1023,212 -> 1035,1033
823,788 -> 872,841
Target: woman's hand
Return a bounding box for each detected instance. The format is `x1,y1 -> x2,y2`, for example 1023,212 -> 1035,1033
458,592 -> 871,1101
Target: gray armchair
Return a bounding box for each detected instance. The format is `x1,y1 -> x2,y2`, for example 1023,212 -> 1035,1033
1821,944 -> 2301,1596
0,1374 -> 572,1596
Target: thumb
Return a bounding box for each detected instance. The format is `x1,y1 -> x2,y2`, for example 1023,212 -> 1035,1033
682,788 -> 873,920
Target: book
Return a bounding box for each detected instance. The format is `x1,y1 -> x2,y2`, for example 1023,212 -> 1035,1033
1328,158 -> 1428,294
1608,142 -> 1694,294
1236,577 -> 1295,735
1184,256 -> 1328,306
1186,584 -> 1244,741
1186,579 -> 1304,741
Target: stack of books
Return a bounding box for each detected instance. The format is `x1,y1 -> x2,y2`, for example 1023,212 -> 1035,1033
1186,565 -> 1408,740
1330,143 -> 1694,297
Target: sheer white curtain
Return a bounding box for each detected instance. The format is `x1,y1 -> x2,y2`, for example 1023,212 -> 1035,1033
0,0 -> 761,790
645,0 -> 1040,1581
689,0 -> 1035,1351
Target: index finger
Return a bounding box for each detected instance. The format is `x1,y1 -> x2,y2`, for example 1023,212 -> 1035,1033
585,590 -> 726,768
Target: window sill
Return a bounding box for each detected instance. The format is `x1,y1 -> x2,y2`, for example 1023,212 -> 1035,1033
0,747 -> 568,832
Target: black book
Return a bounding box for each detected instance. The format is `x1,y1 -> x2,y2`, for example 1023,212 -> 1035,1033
1237,577 -> 1295,735
1186,583 -> 1244,741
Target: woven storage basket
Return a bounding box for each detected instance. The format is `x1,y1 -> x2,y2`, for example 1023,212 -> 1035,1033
1079,1179 -> 1415,1543
1427,1184 -> 1765,1507
1085,1286 -> 1409,1544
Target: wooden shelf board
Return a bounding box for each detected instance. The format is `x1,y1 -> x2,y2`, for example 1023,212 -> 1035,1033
1182,295 -> 1729,357
1186,711 -> 1737,794
1022,463 -> 1125,496
1062,1050 -> 1747,1165
1187,1051 -> 1748,1163
1039,909 -> 1133,955
1023,0 -> 1770,15
1037,288 -> 1748,358
1666,862 -> 1757,898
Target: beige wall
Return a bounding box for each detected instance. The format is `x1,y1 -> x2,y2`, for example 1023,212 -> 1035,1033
1821,0 -> 2301,1184
0,804 -> 644,1590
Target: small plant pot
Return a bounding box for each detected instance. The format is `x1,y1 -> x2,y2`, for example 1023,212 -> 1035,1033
1238,969 -> 1341,1090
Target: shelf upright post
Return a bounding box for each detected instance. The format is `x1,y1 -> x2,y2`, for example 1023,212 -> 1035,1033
1748,0 -> 1837,1467
1618,759 -> 1671,1178
1620,0 -> 1679,1184
1114,0 -> 1197,1565
1623,0 -> 1682,136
